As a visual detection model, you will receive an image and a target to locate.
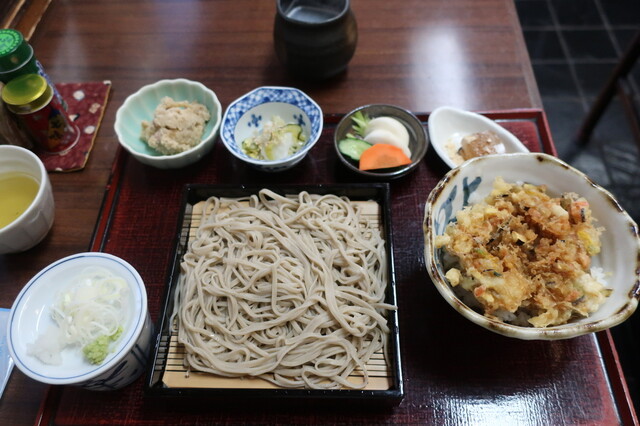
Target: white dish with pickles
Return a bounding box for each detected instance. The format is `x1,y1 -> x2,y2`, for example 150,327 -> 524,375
428,106 -> 529,169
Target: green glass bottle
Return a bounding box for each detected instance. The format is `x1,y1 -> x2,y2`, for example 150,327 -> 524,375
0,29 -> 67,110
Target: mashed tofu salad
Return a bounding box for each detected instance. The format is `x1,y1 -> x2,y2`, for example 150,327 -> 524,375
435,177 -> 611,327
141,97 -> 210,155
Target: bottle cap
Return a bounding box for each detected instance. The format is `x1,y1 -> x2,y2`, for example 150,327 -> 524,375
0,29 -> 33,72
2,74 -> 50,111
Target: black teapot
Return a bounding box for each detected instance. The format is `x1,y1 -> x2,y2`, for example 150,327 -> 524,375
273,0 -> 358,81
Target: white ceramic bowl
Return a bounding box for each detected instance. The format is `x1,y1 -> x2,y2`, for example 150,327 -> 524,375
334,104 -> 429,179
220,86 -> 323,172
0,145 -> 54,254
7,252 -> 154,390
114,79 -> 222,169
423,153 -> 640,340
428,106 -> 529,169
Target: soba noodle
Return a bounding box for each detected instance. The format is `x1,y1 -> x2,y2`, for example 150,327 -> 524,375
174,189 -> 394,389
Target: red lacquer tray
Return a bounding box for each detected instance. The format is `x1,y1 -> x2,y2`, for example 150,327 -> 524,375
37,110 -> 637,425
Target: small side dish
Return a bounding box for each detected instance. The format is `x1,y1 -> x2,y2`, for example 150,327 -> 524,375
428,106 -> 528,169
140,97 -> 210,155
219,86 -> 323,172
334,104 -> 428,179
446,130 -> 506,165
114,79 -> 222,169
338,111 -> 412,170
8,252 -> 153,390
435,177 -> 609,328
240,115 -> 306,160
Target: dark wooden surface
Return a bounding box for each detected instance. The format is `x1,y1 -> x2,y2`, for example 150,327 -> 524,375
1,0 -> 631,425
2,0 -> 52,40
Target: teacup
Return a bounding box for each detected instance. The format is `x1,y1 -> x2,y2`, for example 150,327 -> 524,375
0,145 -> 54,254
273,0 -> 358,81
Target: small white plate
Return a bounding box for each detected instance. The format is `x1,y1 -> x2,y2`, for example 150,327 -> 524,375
428,106 -> 529,168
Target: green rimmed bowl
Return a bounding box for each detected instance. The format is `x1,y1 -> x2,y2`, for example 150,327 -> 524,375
114,79 -> 222,169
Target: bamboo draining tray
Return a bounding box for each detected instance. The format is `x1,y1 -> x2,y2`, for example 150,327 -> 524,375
162,199 -> 393,390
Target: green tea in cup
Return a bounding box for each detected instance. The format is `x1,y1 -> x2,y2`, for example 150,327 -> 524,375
0,145 -> 54,253
0,172 -> 39,229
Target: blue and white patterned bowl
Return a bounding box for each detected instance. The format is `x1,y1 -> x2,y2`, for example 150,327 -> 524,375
423,153 -> 640,340
7,252 -> 153,390
220,86 -> 323,172
114,79 -> 222,169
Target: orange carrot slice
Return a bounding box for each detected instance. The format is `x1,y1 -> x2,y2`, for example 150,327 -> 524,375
359,144 -> 412,171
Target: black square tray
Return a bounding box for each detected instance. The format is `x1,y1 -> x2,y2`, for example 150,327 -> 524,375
145,183 -> 403,402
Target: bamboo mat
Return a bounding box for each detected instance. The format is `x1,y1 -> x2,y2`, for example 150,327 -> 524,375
161,199 -> 393,390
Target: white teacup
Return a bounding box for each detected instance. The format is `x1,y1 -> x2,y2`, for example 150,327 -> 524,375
0,145 -> 54,254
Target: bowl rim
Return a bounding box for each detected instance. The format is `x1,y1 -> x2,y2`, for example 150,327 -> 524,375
219,85 -> 323,167
276,0 -> 349,26
0,145 -> 48,235
7,252 -> 148,384
333,103 -> 429,179
423,152 -> 640,340
114,78 -> 222,161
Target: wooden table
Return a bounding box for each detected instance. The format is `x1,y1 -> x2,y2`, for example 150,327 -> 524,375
0,0 -> 636,424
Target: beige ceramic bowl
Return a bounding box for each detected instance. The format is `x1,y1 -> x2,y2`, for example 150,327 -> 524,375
0,145 -> 54,254
423,153 -> 640,340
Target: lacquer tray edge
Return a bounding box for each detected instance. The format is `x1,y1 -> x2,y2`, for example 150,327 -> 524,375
35,109 -> 636,425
